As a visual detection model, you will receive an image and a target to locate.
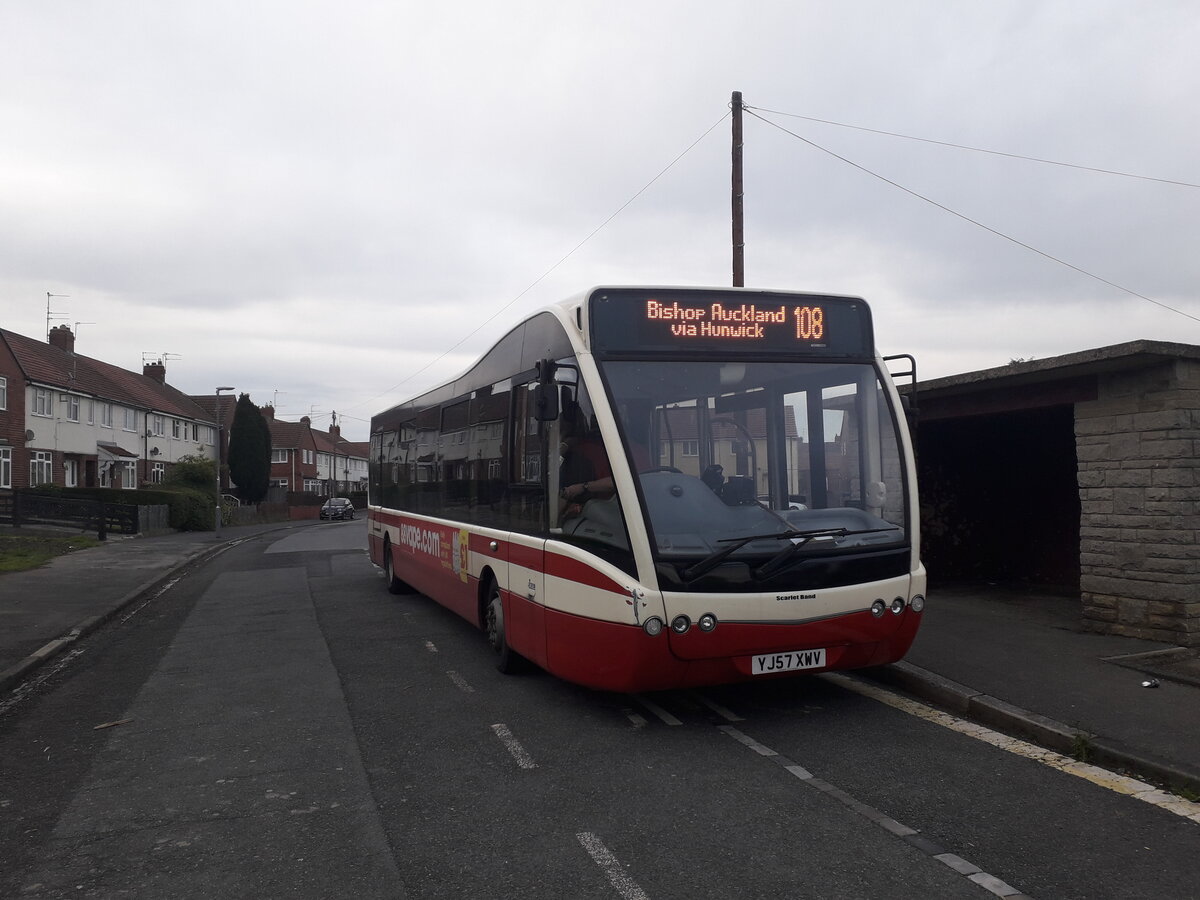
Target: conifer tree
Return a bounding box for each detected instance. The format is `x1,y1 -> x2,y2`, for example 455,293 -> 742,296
228,393 -> 271,503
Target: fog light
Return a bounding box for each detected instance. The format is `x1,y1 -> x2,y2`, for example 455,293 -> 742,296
871,599 -> 886,618
670,614 -> 692,634
890,597 -> 906,615
910,594 -> 925,612
698,613 -> 718,632
643,617 -> 664,636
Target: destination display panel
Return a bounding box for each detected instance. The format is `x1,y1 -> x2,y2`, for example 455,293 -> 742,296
588,289 -> 874,357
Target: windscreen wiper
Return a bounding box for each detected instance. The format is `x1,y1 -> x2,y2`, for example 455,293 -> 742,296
681,527 -> 849,583
750,526 -> 901,581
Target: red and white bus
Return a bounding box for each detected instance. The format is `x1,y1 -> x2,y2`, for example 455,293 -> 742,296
367,286 -> 925,692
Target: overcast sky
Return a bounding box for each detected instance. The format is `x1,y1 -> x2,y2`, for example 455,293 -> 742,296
3,2 -> 1198,442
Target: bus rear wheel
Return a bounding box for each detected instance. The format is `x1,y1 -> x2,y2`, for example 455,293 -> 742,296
484,579 -> 524,673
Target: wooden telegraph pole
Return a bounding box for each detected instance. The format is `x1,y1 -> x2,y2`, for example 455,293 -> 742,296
731,91 -> 745,287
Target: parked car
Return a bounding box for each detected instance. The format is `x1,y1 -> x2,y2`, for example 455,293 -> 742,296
320,497 -> 355,520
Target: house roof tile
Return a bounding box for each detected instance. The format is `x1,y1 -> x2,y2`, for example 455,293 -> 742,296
1,328 -> 213,423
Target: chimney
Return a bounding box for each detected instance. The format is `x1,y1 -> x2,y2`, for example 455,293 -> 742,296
144,360 -> 166,384
48,324 -> 75,353
300,416 -> 311,426
330,424 -> 341,439
262,405 -> 275,420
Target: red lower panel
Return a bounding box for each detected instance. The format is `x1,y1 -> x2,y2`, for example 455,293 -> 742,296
543,607 -> 923,692
504,589 -> 547,669
666,610 -> 915,661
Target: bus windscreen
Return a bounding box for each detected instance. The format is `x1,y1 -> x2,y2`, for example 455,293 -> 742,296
588,289 -> 874,357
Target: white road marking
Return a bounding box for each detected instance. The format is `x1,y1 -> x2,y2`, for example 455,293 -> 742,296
576,832 -> 651,900
826,673 -> 1200,825
119,577 -> 182,623
0,648 -> 86,716
621,708 -> 648,728
446,670 -> 474,693
630,694 -> 682,726
717,724 -> 1028,898
490,723 -> 537,769
689,691 -> 744,722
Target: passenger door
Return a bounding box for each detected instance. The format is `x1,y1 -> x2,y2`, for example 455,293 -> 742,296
504,381 -> 548,666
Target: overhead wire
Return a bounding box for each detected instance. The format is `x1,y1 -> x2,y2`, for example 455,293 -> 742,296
744,107 -> 1200,326
745,105 -> 1200,190
344,109 -> 732,415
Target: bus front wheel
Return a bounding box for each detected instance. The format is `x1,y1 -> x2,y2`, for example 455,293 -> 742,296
383,539 -> 414,595
484,580 -> 523,673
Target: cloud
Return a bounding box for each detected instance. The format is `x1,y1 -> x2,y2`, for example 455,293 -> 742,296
2,0 -> 1198,442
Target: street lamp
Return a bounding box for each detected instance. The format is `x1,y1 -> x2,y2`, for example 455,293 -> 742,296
214,386 -> 235,535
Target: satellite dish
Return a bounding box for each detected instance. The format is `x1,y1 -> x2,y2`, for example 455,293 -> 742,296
25,430 -> 34,441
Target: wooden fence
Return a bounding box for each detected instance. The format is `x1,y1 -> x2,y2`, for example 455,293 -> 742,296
0,491 -> 145,540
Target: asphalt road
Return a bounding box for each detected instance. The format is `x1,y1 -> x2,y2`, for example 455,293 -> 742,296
1,519 -> 1197,899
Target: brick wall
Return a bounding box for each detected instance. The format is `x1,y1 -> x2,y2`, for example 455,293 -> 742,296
1075,359 -> 1200,646
0,336 -> 27,487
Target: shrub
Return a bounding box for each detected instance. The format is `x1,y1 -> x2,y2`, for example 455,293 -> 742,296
160,487 -> 216,531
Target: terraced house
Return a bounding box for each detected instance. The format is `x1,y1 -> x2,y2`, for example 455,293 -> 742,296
0,324 -> 218,491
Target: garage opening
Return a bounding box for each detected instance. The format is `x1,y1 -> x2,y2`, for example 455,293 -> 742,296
917,405 -> 1080,592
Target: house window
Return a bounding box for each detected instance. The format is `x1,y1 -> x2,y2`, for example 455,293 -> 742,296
191,423 -> 199,441
152,462 -> 165,484
86,399 -> 94,425
65,395 -> 80,422
64,459 -> 78,487
172,419 -> 181,439
0,447 -> 10,488
682,440 -> 699,457
99,462 -> 111,488
152,415 -> 165,436
30,451 -> 53,485
272,449 -> 288,463
273,478 -> 290,489
123,407 -> 137,432
33,388 -> 52,417
122,461 -> 137,489
99,402 -> 113,428
303,449 -> 313,464
0,375 -> 6,410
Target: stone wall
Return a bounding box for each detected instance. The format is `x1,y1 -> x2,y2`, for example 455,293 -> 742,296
1075,359 -> 1200,647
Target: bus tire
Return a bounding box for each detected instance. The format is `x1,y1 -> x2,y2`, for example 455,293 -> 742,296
382,538 -> 415,595
484,578 -> 524,673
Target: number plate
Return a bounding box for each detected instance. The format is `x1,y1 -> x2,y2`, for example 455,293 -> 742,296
751,648 -> 827,675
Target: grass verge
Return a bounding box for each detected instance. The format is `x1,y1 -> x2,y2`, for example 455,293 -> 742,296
0,532 -> 102,574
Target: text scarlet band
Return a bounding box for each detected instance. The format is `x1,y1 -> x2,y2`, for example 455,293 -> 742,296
645,299 -> 826,341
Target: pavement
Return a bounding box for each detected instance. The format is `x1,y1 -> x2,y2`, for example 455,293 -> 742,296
2,524 -> 1198,797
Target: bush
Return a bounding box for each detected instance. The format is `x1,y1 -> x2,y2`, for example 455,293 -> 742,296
161,487 -> 216,531
165,455 -> 216,491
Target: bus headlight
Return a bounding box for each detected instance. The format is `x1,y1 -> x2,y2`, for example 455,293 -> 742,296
910,594 -> 925,612
871,600 -> 886,618
890,597 -> 906,615
670,615 -> 692,634
643,617 -> 664,636
698,613 -> 718,632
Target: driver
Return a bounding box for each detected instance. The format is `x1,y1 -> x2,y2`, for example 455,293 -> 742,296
560,411 -> 653,516
559,411 -> 613,518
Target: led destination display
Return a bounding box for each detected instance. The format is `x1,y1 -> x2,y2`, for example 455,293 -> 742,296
645,299 -> 826,341
589,289 -> 873,357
